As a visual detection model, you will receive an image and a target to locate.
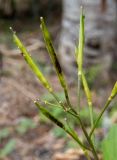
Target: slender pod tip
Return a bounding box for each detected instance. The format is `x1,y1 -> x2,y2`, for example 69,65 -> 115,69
34,98 -> 40,104
40,17 -> 43,21
40,17 -> 43,29
34,100 -> 37,104
80,6 -> 84,13
9,27 -> 13,31
44,101 -> 47,104
80,6 -> 85,18
10,27 -> 16,34
80,6 -> 83,10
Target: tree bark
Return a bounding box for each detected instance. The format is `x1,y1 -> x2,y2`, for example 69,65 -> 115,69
59,0 -> 116,79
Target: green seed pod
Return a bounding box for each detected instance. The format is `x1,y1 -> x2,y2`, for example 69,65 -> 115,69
40,17 -> 72,107
77,7 -> 85,72
40,17 -> 67,91
13,32 -> 52,92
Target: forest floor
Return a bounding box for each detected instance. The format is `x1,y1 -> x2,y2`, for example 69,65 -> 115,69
0,19 -> 117,160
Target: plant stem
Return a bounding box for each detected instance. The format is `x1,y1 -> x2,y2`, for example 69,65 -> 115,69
89,99 -> 111,137
90,82 -> 117,137
68,109 -> 99,160
84,150 -> 92,160
81,71 -> 94,139
76,116 -> 98,160
49,84 -> 98,159
77,71 -> 82,112
67,129 -> 90,151
51,91 -> 67,111
64,88 -> 73,109
89,102 -> 94,142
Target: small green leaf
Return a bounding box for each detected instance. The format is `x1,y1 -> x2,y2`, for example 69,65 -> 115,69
0,139 -> 16,158
13,32 -> 53,93
102,124 -> 117,160
67,140 -> 78,149
52,127 -> 66,138
0,128 -> 10,140
16,118 -> 36,134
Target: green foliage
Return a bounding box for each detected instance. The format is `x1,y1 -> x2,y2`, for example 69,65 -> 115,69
85,66 -> 101,87
42,92 -> 65,103
102,124 -> 117,160
0,139 -> 16,158
16,118 -> 37,134
67,140 -> 78,149
39,93 -> 65,123
80,107 -> 101,127
0,128 -> 10,140
52,127 -> 66,138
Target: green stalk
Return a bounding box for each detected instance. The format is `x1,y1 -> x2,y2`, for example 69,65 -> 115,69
82,72 -> 94,141
40,90 -> 97,159
68,110 -> 98,160
89,82 -> 117,137
35,101 -> 89,150
77,72 -> 82,112
40,92 -> 95,159
90,101 -> 110,138
75,8 -> 98,159
78,120 -> 98,160
84,150 -> 92,160
89,102 -> 94,142
35,101 -> 93,160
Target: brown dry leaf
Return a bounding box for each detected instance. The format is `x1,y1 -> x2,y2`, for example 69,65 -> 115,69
52,139 -> 65,151
52,149 -> 84,160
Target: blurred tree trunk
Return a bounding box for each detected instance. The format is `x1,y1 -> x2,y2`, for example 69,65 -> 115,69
0,0 -> 61,18
0,0 -> 13,17
0,0 -> 32,17
59,0 -> 116,80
